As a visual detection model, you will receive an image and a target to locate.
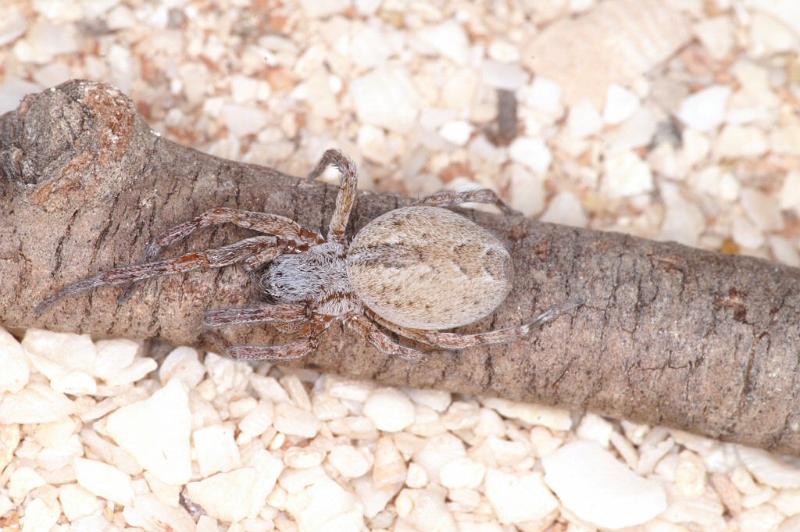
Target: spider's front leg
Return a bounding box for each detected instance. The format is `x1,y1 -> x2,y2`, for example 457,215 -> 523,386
35,236 -> 286,315
307,149 -> 359,244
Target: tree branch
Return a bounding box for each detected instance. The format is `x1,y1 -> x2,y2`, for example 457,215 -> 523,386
3,80 -> 800,455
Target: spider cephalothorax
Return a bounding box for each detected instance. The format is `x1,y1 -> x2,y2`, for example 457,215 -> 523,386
37,149 -> 579,361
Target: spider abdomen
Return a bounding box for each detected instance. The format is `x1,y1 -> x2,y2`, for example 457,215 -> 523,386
346,206 -> 513,330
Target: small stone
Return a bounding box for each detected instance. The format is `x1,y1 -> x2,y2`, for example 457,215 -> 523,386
285,475 -> 365,530
481,60 -> 529,90
413,433 -> 466,484
690,166 -> 740,202
238,401 -> 274,443
157,346 -> 205,387
715,125 -> 768,159
0,6 -> 27,46
781,172 -> 800,214
0,327 -> 29,393
364,388 -> 415,432
483,398 -> 572,431
675,451 -> 707,497
352,67 -> 421,133
439,120 -> 473,146
540,191 -> 588,228
769,236 -> 800,267
405,462 -> 429,488
21,498 -> 59,532
13,20 -> 78,64
439,457 -> 485,489
693,16 -> 734,60
737,445 -> 800,488
299,0 -> 349,18
58,484 -> 101,521
543,441 -> 667,529
74,457 -> 134,506
508,137 -> 552,174
357,124 -> 391,164
186,468 -> 266,523
0,424 -> 20,472
222,103 -> 271,137
488,40 -> 520,63
525,76 -> 563,118
677,86 -> 731,132
395,489 -> 457,531
0,383 -> 74,424
603,84 -> 640,125
732,216 -> 765,250
417,21 -> 470,64
772,125 -> 800,157
22,329 -> 96,374
404,388 -> 452,412
603,150 -> 654,198
576,413 -> 614,447
329,445 -> 371,478
123,494 -> 196,531
750,12 -> 798,56
737,505 -> 785,532
484,469 -> 559,524
351,25 -> 394,70
105,379 -> 192,485
660,182 -> 706,247
274,403 -> 320,438
93,339 -> 139,380
9,466 -> 45,499
193,424 -> 241,477
741,188 -> 783,231
566,100 -> 603,138
372,437 -> 407,488
284,448 -> 325,469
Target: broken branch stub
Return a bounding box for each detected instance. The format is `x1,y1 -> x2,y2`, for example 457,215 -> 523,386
2,80 -> 800,455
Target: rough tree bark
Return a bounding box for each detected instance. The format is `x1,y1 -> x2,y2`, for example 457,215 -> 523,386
2,80 -> 800,455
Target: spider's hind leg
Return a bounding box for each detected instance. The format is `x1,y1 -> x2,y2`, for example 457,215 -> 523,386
417,188 -> 518,216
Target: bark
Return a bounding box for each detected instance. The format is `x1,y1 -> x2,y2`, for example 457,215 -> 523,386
2,80 -> 800,455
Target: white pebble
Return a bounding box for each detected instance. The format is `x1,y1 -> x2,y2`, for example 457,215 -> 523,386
508,137 -> 552,174
0,382 -> 74,424
352,67 -> 421,133
364,387 -> 415,432
357,124 -> 391,164
576,413 -> 614,447
603,150 -> 654,198
22,329 -> 96,374
74,457 -> 134,506
741,187 -> 783,231
413,433 -> 466,484
488,40 -> 520,63
525,76 -> 563,118
540,191 -> 588,228
566,100 -> 603,138
737,445 -> 800,489
406,462 -> 429,488
732,216 -> 765,250
158,346 -> 205,387
750,12 -> 798,56
481,60 -> 529,90
780,172 -> 800,214
772,125 -> 800,157
677,85 -> 731,132
238,401 -> 274,443
439,120 -> 473,146
222,103 -> 271,137
285,475 -> 365,531
404,388 -> 452,412
603,84 -> 640,125
0,328 -> 29,393
417,21 -> 470,65
395,489 -> 457,531
299,0 -> 348,17
58,484 -> 101,521
193,424 -> 241,477
715,125 -> 768,159
482,398 -> 572,431
660,182 -> 706,247
21,498 -> 59,532
284,448 -> 325,469
769,236 -> 800,267
543,440 -> 667,529
186,468 -> 265,523
0,6 -> 27,46
123,494 -> 196,531
274,403 -> 320,438
693,16 -> 734,60
329,445 -> 371,478
439,457 -> 485,489
484,469 -> 558,524
93,339 -> 139,380
9,466 -> 45,499
105,379 -> 192,485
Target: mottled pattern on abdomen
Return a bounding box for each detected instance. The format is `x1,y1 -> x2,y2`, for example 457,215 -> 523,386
346,206 -> 513,330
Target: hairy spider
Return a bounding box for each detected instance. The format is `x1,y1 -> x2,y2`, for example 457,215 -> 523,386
37,149 -> 580,361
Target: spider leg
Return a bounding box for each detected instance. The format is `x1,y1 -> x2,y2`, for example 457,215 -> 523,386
417,189 -> 518,216
204,303 -> 307,327
224,316 -> 330,361
36,236 -> 284,315
308,149 -> 358,244
347,315 -> 425,362
144,207 -> 323,262
366,299 -> 583,350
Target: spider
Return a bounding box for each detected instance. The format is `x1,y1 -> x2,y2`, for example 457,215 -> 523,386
36,149 -> 580,362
